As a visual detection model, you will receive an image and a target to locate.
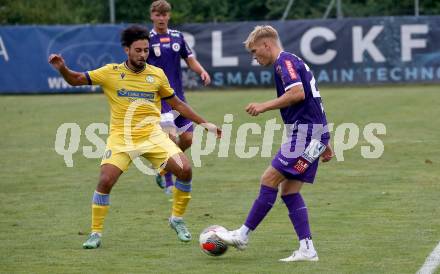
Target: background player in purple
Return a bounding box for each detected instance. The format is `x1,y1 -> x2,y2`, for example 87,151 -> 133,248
216,25 -> 334,262
147,0 -> 211,194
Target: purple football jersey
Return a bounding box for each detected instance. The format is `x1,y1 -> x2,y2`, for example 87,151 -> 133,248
271,52 -> 330,183
147,29 -> 193,112
274,51 -> 330,140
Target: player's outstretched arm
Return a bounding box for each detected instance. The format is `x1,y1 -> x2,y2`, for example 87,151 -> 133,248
48,54 -> 88,86
185,57 -> 211,86
165,96 -> 221,138
245,85 -> 305,116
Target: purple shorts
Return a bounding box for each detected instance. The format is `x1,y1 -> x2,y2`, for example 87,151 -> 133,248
271,135 -> 328,183
161,97 -> 193,133
160,112 -> 193,133
174,115 -> 193,133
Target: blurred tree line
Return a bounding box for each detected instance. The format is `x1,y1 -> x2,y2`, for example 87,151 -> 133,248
1,0 -> 439,25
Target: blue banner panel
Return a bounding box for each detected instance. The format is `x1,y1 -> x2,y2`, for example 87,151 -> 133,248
0,24 -> 126,93
0,16 -> 439,93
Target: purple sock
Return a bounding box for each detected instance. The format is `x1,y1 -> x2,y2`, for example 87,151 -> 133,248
244,185 -> 278,231
282,193 -> 311,240
164,172 -> 173,188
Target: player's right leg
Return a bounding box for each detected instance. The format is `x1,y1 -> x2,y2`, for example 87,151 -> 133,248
216,166 -> 285,250
83,144 -> 129,249
83,164 -> 123,249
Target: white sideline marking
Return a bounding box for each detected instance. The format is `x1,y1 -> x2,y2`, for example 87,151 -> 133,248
417,241 -> 440,274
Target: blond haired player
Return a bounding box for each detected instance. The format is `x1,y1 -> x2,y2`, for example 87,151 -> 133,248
216,25 -> 333,262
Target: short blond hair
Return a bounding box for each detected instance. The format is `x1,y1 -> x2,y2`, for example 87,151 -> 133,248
244,25 -> 280,51
150,0 -> 171,14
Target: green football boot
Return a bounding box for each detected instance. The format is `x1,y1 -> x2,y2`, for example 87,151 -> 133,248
155,174 -> 165,189
82,232 -> 102,249
169,218 -> 192,242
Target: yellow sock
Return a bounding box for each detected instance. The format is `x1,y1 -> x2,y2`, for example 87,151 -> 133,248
172,187 -> 191,217
91,204 -> 109,233
91,191 -> 110,233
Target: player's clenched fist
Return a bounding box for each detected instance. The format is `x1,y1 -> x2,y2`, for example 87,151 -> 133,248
321,144 -> 334,162
245,103 -> 266,116
48,54 -> 65,70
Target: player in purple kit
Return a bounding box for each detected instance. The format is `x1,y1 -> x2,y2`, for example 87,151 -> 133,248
216,25 -> 334,262
147,0 -> 211,194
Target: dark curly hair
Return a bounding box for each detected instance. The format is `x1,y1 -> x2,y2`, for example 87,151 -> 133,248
121,25 -> 150,47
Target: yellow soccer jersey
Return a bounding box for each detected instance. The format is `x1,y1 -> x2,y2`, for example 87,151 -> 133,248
85,62 -> 175,141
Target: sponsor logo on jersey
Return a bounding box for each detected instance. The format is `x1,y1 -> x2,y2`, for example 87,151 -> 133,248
117,89 -> 155,101
120,73 -> 125,79
153,45 -> 161,57
172,43 -> 181,52
162,43 -> 170,48
284,60 -> 297,80
160,37 -> 171,43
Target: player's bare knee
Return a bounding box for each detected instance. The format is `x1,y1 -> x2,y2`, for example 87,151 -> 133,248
98,173 -> 115,190
176,164 -> 192,181
261,168 -> 283,188
261,170 -> 274,184
179,135 -> 193,151
180,139 -> 192,151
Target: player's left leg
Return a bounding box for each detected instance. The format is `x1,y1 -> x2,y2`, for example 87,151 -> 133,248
142,128 -> 194,241
162,152 -> 193,242
279,180 -> 318,262
216,166 -> 285,250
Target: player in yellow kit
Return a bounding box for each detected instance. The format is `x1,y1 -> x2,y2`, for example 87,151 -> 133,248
48,25 -> 221,249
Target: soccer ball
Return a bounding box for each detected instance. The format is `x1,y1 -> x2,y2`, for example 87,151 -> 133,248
199,225 -> 229,256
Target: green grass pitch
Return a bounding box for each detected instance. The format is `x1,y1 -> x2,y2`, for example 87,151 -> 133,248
1,85 -> 439,273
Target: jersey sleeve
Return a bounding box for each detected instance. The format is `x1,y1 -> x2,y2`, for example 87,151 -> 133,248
85,64 -> 111,86
158,69 -> 175,99
179,33 -> 193,59
278,59 -> 302,91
